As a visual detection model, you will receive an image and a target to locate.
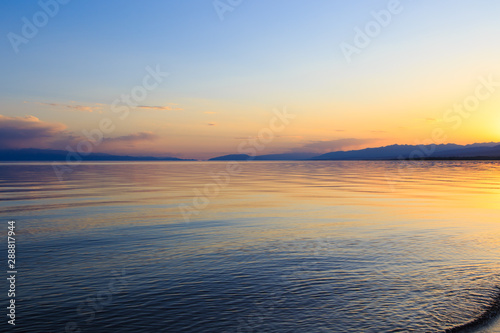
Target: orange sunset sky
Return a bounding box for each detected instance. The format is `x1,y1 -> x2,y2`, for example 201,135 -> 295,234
1,0 -> 500,159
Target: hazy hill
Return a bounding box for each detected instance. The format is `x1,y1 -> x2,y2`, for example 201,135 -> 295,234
209,152 -> 317,161
313,143 -> 500,160
0,148 -> 190,161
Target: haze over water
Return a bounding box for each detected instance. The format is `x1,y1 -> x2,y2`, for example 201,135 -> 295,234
1,161 -> 500,332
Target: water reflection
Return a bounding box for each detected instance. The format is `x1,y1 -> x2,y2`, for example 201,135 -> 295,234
1,161 -> 500,332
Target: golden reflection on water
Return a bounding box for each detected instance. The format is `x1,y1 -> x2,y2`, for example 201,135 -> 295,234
1,161 -> 499,252
2,161 -> 500,331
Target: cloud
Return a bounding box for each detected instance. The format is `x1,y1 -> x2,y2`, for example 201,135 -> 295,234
38,102 -> 102,113
207,123 -> 216,126
103,132 -> 158,143
0,115 -> 70,149
36,101 -> 181,113
289,138 -> 379,154
0,115 -> 161,153
137,105 -> 182,111
276,135 -> 303,139
98,131 -> 160,151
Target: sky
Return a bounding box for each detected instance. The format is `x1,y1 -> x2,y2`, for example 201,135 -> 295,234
1,0 -> 500,159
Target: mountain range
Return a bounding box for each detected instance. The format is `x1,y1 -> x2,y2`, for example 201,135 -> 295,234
312,143 -> 500,160
209,143 -> 500,161
0,148 -> 191,161
208,152 -> 318,161
2,143 -> 500,161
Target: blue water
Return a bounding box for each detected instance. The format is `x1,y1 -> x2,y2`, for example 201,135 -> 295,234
1,161 -> 500,332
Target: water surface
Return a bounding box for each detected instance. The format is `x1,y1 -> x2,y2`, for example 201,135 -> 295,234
1,161 -> 500,332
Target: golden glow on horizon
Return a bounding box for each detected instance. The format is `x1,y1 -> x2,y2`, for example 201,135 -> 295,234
6,90 -> 500,159
3,1 -> 500,159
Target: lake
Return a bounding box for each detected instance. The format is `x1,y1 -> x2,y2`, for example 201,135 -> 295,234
1,161 -> 500,332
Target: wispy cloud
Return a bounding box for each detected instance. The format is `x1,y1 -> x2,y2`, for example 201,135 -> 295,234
37,102 -> 103,113
137,105 -> 182,111
99,132 -> 160,151
207,123 -> 216,126
276,135 -> 303,139
103,132 -> 158,143
36,101 -> 182,113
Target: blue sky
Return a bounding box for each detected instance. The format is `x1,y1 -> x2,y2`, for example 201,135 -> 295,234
1,0 -> 500,158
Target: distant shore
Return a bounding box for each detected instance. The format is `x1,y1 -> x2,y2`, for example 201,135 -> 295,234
2,143 -> 500,162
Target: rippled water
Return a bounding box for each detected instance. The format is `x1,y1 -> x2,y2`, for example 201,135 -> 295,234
1,161 -> 500,332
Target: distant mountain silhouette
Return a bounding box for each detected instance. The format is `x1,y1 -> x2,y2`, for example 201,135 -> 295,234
253,153 -> 318,160
312,143 -> 500,160
4,144 -> 500,162
427,144 -> 500,158
0,148 -> 191,161
209,152 -> 317,161
209,154 -> 251,161
209,143 -> 500,161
